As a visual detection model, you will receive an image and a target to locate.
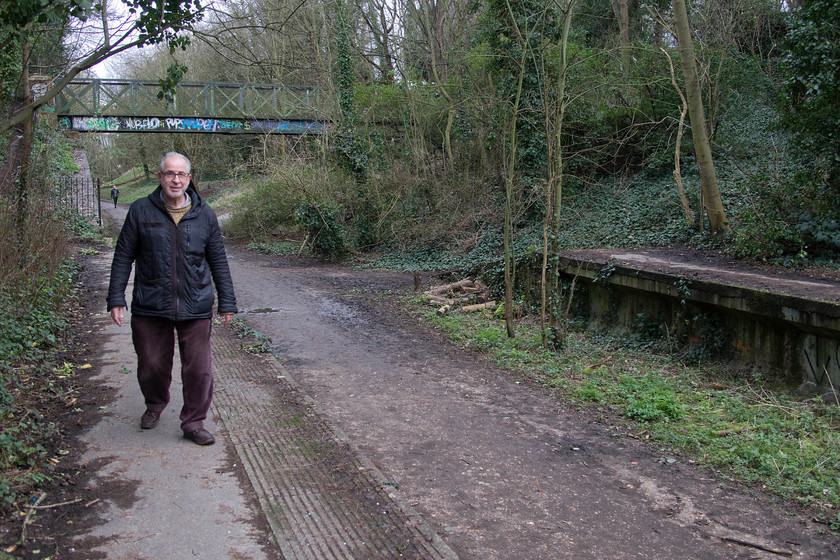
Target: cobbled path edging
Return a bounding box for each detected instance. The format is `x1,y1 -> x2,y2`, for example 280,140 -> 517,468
211,323 -> 459,560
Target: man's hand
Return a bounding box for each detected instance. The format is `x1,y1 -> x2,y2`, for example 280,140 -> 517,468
110,306 -> 125,327
222,313 -> 234,326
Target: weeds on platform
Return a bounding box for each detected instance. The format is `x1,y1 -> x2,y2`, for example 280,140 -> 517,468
410,299 -> 840,527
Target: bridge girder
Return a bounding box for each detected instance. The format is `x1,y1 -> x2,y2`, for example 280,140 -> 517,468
55,79 -> 332,134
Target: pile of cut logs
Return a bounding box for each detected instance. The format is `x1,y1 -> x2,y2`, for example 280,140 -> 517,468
425,278 -> 496,315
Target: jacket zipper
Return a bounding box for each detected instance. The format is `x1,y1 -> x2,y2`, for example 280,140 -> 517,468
173,218 -> 181,320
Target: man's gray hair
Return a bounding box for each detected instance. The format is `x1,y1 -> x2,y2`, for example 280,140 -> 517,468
160,152 -> 191,173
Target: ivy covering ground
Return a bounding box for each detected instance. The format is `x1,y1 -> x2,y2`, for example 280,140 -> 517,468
0,259 -> 81,508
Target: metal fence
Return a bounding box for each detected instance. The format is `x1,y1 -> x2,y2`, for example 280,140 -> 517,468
46,176 -> 101,224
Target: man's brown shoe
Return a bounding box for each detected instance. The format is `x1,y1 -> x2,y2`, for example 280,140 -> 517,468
184,428 -> 215,446
140,410 -> 160,429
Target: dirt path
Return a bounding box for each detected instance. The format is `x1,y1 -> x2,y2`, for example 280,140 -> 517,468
227,246 -> 839,560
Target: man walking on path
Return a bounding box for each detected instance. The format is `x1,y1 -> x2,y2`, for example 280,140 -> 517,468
110,185 -> 119,207
106,152 -> 237,446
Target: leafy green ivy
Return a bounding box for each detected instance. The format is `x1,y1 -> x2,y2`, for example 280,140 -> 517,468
295,200 -> 346,259
780,0 -> 840,195
0,259 -> 78,508
332,0 -> 369,183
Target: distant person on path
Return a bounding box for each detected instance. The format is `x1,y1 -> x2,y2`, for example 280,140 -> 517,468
110,186 -> 119,207
106,152 -> 237,446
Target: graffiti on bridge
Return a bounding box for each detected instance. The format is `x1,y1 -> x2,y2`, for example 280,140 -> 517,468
58,115 -> 325,134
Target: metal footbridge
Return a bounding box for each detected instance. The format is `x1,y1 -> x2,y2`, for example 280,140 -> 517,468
55,79 -> 330,134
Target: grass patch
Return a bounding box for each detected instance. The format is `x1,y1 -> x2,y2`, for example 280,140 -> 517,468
246,241 -> 310,257
105,167 -> 158,206
103,170 -> 239,210
409,297 -> 840,526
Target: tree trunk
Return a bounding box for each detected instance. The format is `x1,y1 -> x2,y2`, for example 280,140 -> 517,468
610,0 -> 631,75
671,0 -> 730,235
12,35 -> 34,215
444,107 -> 455,167
661,47 -> 694,224
542,0 -> 575,349
420,0 -> 456,167
139,143 -> 152,181
376,0 -> 397,83
462,301 -> 496,312
503,45 -> 529,339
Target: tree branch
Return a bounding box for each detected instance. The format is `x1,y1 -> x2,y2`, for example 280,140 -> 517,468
0,3 -> 198,134
0,34 -> 145,134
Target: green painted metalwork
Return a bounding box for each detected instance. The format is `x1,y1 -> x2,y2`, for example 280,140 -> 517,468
56,79 -> 329,119
57,115 -> 327,134
54,79 -> 331,134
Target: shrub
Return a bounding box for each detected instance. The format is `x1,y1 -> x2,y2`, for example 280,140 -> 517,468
0,259 -> 77,509
296,200 -> 346,258
780,0 -> 840,194
0,198 -> 69,301
224,172 -> 306,239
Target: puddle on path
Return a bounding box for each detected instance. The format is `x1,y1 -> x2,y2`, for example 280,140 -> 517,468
319,297 -> 364,325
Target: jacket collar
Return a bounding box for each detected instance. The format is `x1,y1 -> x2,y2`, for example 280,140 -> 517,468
150,183 -> 203,213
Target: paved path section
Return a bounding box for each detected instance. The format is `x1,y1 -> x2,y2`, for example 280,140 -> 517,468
74,205 -> 457,559
73,251 -> 272,560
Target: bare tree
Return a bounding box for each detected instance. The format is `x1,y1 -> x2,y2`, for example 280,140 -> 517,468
671,0 -> 729,235
541,0 -> 577,349
196,0 -> 331,86
1,0 -> 203,134
610,0 -> 631,74
1,0 -> 202,201
355,0 -> 399,83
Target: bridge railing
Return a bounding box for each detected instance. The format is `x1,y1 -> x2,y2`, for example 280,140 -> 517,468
55,79 -> 331,120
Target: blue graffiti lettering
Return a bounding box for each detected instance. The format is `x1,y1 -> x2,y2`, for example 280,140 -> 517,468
212,119 -> 241,130
61,114 -> 323,134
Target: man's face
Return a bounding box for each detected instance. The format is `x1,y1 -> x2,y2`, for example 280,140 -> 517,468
159,156 -> 191,206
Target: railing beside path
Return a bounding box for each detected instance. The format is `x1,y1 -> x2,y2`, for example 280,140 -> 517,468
46,176 -> 99,221
43,175 -> 102,225
46,150 -> 105,226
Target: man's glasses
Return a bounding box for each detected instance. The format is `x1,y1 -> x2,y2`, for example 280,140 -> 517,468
162,171 -> 190,180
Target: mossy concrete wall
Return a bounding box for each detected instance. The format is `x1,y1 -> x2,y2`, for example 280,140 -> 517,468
557,257 -> 840,390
